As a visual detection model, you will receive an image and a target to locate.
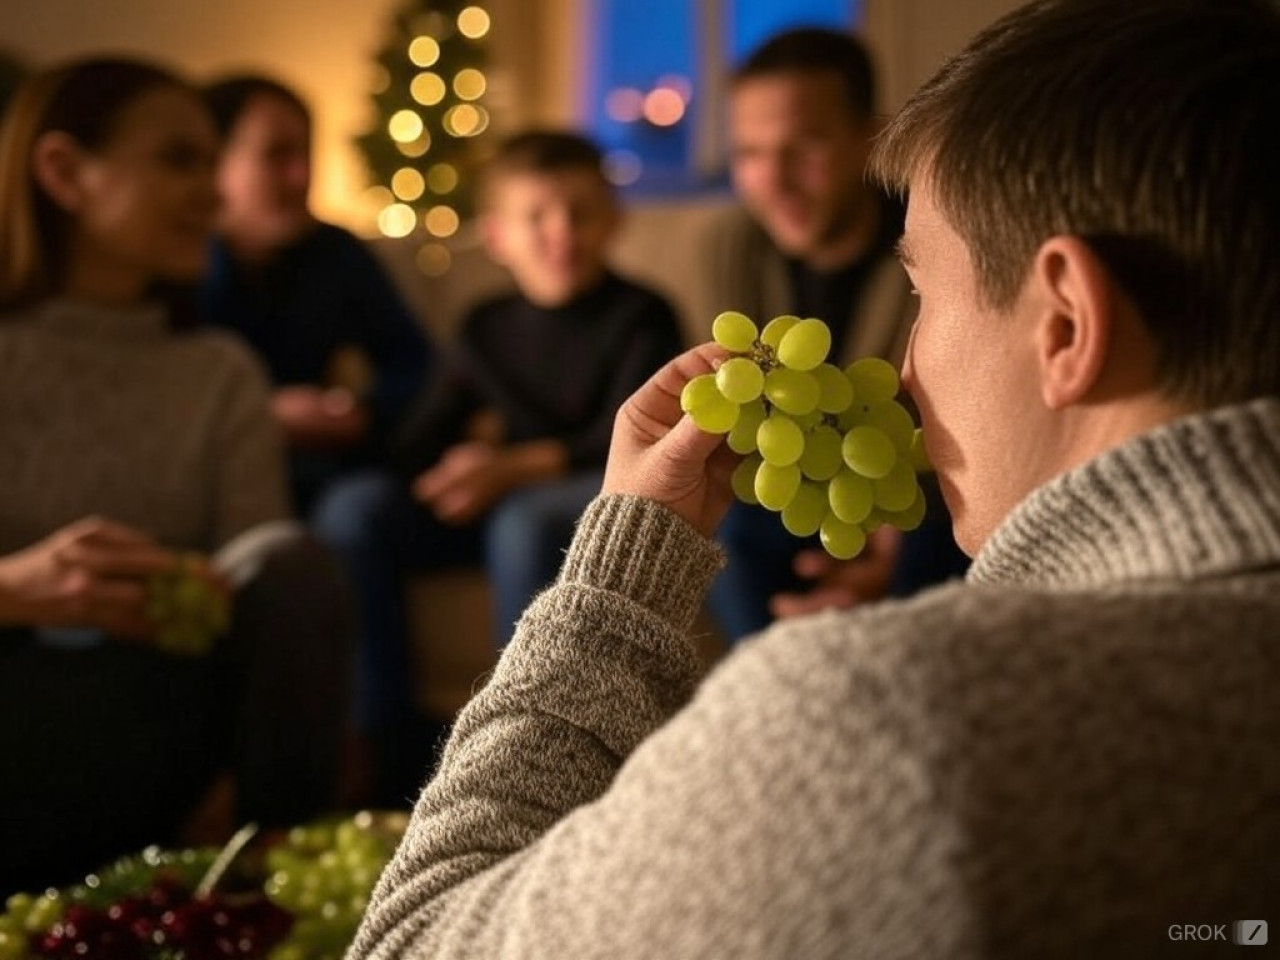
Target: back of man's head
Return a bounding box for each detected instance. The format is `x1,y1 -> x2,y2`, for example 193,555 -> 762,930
733,27 -> 877,123
872,0 -> 1280,408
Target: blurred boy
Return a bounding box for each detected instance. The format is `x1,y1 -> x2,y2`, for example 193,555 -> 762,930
315,130 -> 683,805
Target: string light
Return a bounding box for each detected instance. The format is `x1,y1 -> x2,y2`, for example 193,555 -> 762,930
426,163 -> 459,194
643,87 -> 685,126
424,205 -> 460,237
388,109 -> 424,142
396,133 -> 431,158
452,67 -> 486,101
408,36 -> 441,67
457,6 -> 491,39
605,87 -> 645,123
378,203 -> 417,238
392,167 -> 426,201
411,72 -> 446,106
415,242 -> 452,276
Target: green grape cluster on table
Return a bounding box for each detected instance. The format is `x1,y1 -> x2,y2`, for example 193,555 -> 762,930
0,812 -> 405,960
145,557 -> 230,657
683,311 -> 930,559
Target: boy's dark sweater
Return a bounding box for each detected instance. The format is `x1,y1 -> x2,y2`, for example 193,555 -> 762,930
394,270 -> 683,477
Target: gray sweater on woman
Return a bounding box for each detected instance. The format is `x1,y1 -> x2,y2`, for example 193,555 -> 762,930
350,399 -> 1280,959
0,298 -> 288,554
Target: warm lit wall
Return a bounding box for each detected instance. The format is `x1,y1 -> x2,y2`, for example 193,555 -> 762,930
0,0 -> 1020,232
0,0 -> 425,232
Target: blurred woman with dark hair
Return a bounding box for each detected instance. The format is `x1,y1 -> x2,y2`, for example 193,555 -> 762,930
0,56 -> 351,894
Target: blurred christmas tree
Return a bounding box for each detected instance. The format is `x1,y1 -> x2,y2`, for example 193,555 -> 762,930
357,0 -> 492,270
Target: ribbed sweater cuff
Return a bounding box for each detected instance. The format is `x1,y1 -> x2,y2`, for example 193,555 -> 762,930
559,495 -> 725,631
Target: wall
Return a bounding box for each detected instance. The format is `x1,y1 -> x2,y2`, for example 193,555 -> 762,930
0,0 -> 1023,232
863,0 -> 1025,112
0,0 -> 408,230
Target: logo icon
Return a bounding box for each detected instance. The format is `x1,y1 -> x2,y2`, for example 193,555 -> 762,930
1234,921 -> 1268,946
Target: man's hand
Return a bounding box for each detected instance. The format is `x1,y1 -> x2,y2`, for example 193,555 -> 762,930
413,442 -> 509,525
769,526 -> 900,619
601,344 -> 740,538
272,386 -> 368,450
0,517 -> 183,639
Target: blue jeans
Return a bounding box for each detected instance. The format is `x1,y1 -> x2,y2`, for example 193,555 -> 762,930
485,470 -> 603,647
708,475 -> 970,644
310,468 -> 602,733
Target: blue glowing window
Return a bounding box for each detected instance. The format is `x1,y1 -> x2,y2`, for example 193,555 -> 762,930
584,0 -> 862,194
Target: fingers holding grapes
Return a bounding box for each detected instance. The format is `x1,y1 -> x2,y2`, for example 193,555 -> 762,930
0,517 -> 177,638
602,343 -> 739,538
0,518 -> 229,652
684,311 -> 930,560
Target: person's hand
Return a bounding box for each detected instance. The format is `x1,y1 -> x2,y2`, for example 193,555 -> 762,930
768,526 -> 900,619
0,517 -> 183,639
413,442 -> 509,525
272,386 -> 368,450
601,343 -> 740,538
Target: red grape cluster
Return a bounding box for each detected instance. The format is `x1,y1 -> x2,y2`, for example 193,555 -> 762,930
29,883 -> 291,960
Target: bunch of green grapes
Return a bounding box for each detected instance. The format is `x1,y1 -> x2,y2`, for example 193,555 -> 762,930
682,311 -> 930,559
262,812 -> 402,960
145,557 -> 230,656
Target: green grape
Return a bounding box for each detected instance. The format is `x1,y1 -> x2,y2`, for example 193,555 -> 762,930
909,428 -> 932,471
731,455 -> 762,505
756,414 -> 805,467
842,425 -> 898,479
845,356 -> 900,404
820,514 -> 867,560
836,402 -> 869,432
146,560 -> 230,657
681,373 -> 740,434
754,461 -> 801,512
777,317 -> 831,372
884,487 -> 927,531
873,459 -> 919,512
711,310 -> 758,352
727,398 -> 767,454
864,400 -> 915,453
781,482 -> 828,537
798,424 -> 843,481
681,372 -> 721,414
828,468 -> 875,524
760,314 -> 800,349
763,367 -> 820,416
715,356 -> 765,404
267,813 -> 402,960
813,363 -> 854,414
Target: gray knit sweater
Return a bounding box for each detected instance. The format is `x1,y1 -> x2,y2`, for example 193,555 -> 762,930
350,400 -> 1280,959
0,298 -> 289,554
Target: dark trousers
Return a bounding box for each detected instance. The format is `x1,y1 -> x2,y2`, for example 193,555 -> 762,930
0,523 -> 353,897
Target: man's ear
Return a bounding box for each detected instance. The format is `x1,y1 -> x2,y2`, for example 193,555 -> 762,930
1031,236 -> 1117,409
31,131 -> 87,213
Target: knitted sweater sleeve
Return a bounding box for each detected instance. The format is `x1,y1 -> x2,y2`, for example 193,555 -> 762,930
346,495 -> 972,960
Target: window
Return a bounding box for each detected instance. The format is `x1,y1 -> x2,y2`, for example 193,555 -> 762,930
583,0 -> 862,195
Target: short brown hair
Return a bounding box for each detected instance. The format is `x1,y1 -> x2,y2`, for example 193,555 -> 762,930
0,56 -> 190,311
481,129 -> 610,197
203,73 -> 311,142
871,0 -> 1280,407
733,27 -> 877,123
